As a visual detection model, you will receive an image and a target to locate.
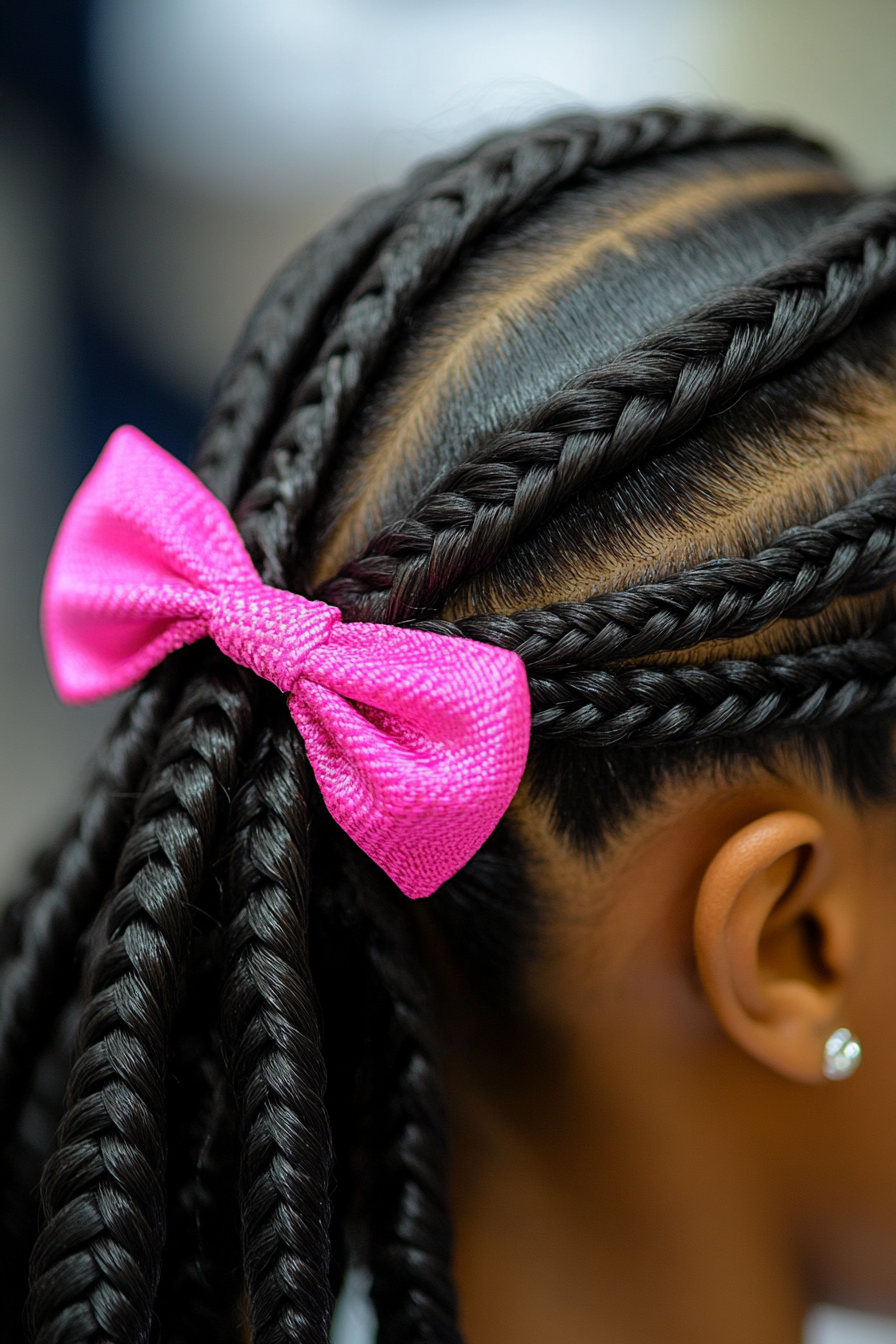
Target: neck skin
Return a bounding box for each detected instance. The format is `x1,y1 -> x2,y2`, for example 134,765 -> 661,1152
418,771 -> 896,1344
443,1009 -> 804,1344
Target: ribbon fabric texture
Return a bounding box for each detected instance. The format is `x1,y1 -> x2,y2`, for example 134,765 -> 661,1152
41,426 -> 531,898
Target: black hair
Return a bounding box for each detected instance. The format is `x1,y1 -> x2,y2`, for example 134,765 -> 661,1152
4,106 -> 896,1344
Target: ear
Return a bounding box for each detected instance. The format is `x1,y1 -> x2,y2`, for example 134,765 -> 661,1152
693,810 -> 859,1084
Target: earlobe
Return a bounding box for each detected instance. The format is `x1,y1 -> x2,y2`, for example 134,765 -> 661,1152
694,811 -> 856,1084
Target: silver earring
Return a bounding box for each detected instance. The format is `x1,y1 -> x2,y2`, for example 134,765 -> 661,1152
822,1028 -> 862,1080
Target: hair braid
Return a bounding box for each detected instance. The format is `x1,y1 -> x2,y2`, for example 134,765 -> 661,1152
25,661 -> 252,1344
405,477 -> 896,744
344,865 -> 461,1344
0,673 -> 175,1153
219,687 -> 332,1344
322,195 -> 896,621
237,108 -> 816,587
527,628 -> 896,743
420,473 -> 896,668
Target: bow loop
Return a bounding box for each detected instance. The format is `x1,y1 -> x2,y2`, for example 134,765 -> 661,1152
42,426 -> 531,898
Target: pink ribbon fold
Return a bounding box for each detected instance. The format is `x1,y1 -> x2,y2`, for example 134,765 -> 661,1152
41,426 -> 530,898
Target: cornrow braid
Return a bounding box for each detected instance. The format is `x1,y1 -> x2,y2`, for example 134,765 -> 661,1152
25,662 -> 252,1344
527,628 -> 896,743
220,688 -> 332,1344
404,479 -> 896,744
237,107 -> 818,586
322,194 -> 896,622
0,672 -> 175,1152
420,473 -> 896,669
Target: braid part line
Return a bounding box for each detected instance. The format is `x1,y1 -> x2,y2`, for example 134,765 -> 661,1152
237,107 -> 817,586
323,194 -> 896,620
421,473 -> 896,669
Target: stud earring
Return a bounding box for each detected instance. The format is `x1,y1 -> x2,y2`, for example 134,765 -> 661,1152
822,1027 -> 862,1080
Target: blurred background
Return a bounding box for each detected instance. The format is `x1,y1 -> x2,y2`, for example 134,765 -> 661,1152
1,5 -> 895,1336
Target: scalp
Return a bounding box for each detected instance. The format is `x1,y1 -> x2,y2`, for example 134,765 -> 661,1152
312,142 -> 854,590
309,144 -> 896,684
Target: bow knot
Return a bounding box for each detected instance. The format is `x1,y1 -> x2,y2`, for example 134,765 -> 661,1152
207,582 -> 339,695
41,427 -> 531,898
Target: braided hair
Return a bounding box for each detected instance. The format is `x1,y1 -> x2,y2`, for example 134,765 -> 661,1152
5,106 -> 896,1344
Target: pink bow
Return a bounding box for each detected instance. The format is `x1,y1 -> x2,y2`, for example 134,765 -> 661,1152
42,426 -> 530,898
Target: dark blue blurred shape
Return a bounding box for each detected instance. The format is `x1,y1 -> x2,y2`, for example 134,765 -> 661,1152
1,0 -> 204,482
0,0 -> 95,134
71,303 -> 203,485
